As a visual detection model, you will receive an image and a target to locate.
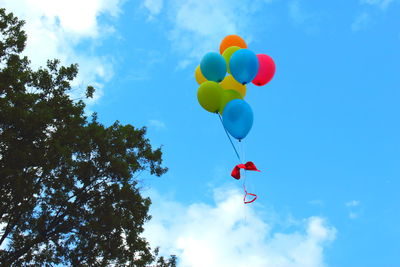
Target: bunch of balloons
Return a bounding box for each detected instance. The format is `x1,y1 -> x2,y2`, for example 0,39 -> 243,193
195,34 -> 276,141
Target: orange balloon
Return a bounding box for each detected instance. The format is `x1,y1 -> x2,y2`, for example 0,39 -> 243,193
219,35 -> 247,54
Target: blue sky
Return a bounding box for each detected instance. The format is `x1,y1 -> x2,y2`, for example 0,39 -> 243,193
3,0 -> 400,266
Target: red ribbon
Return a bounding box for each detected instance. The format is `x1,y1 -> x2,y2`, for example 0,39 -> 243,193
231,161 -> 260,180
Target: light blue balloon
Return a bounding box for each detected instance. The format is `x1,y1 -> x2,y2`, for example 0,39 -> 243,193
229,49 -> 259,84
200,52 -> 227,82
222,99 -> 253,140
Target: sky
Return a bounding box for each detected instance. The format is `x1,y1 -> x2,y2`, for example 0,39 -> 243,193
1,0 -> 399,266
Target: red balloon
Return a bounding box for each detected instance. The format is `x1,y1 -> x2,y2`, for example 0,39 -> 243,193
252,54 -> 276,86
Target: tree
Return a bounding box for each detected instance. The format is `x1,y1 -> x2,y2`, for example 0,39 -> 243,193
0,8 -> 174,266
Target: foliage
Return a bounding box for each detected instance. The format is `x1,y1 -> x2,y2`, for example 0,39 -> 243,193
0,8 -> 174,266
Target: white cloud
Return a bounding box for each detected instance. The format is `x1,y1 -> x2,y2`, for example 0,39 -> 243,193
144,187 -> 336,267
0,0 -> 124,103
142,0 -> 272,67
143,0 -> 164,19
168,0 -> 242,64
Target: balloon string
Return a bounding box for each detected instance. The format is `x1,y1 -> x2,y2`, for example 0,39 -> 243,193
218,113 -> 241,161
240,139 -> 245,164
218,114 -> 257,204
239,141 -> 258,204
240,141 -> 248,202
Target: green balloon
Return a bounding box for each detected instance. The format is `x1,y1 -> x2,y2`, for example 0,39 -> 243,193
222,46 -> 241,74
197,81 -> 223,113
219,89 -> 243,114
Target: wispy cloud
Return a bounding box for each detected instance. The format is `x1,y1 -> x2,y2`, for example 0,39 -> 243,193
309,199 -> 324,206
360,0 -> 395,9
346,200 -> 360,207
142,0 -> 273,67
352,12 -> 371,31
144,187 -> 336,267
288,0 -> 308,25
349,212 -> 359,219
143,0 -> 163,19
288,0 -> 319,33
352,0 -> 396,31
0,0 -> 124,103
345,200 -> 361,219
148,119 -> 167,130
123,48 -> 165,81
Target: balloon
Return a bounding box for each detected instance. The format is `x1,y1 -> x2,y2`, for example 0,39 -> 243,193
220,35 -> 247,54
252,54 -> 276,86
222,46 -> 240,74
195,65 -> 207,85
197,81 -> 223,113
200,52 -> 226,82
230,49 -> 259,85
222,99 -> 253,140
219,89 -> 243,114
220,75 -> 246,97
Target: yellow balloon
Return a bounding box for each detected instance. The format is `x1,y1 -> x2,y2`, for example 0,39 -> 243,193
219,89 -> 243,114
195,65 -> 207,85
220,75 -> 246,97
197,81 -> 223,113
222,46 -> 240,74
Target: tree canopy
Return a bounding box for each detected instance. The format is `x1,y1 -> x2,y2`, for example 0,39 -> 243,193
0,8 -> 174,266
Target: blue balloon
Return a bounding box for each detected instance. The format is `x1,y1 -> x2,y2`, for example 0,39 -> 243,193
229,49 -> 259,84
222,99 -> 253,140
200,52 -> 226,82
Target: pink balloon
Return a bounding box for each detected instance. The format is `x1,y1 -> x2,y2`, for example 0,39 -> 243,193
252,54 -> 276,86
